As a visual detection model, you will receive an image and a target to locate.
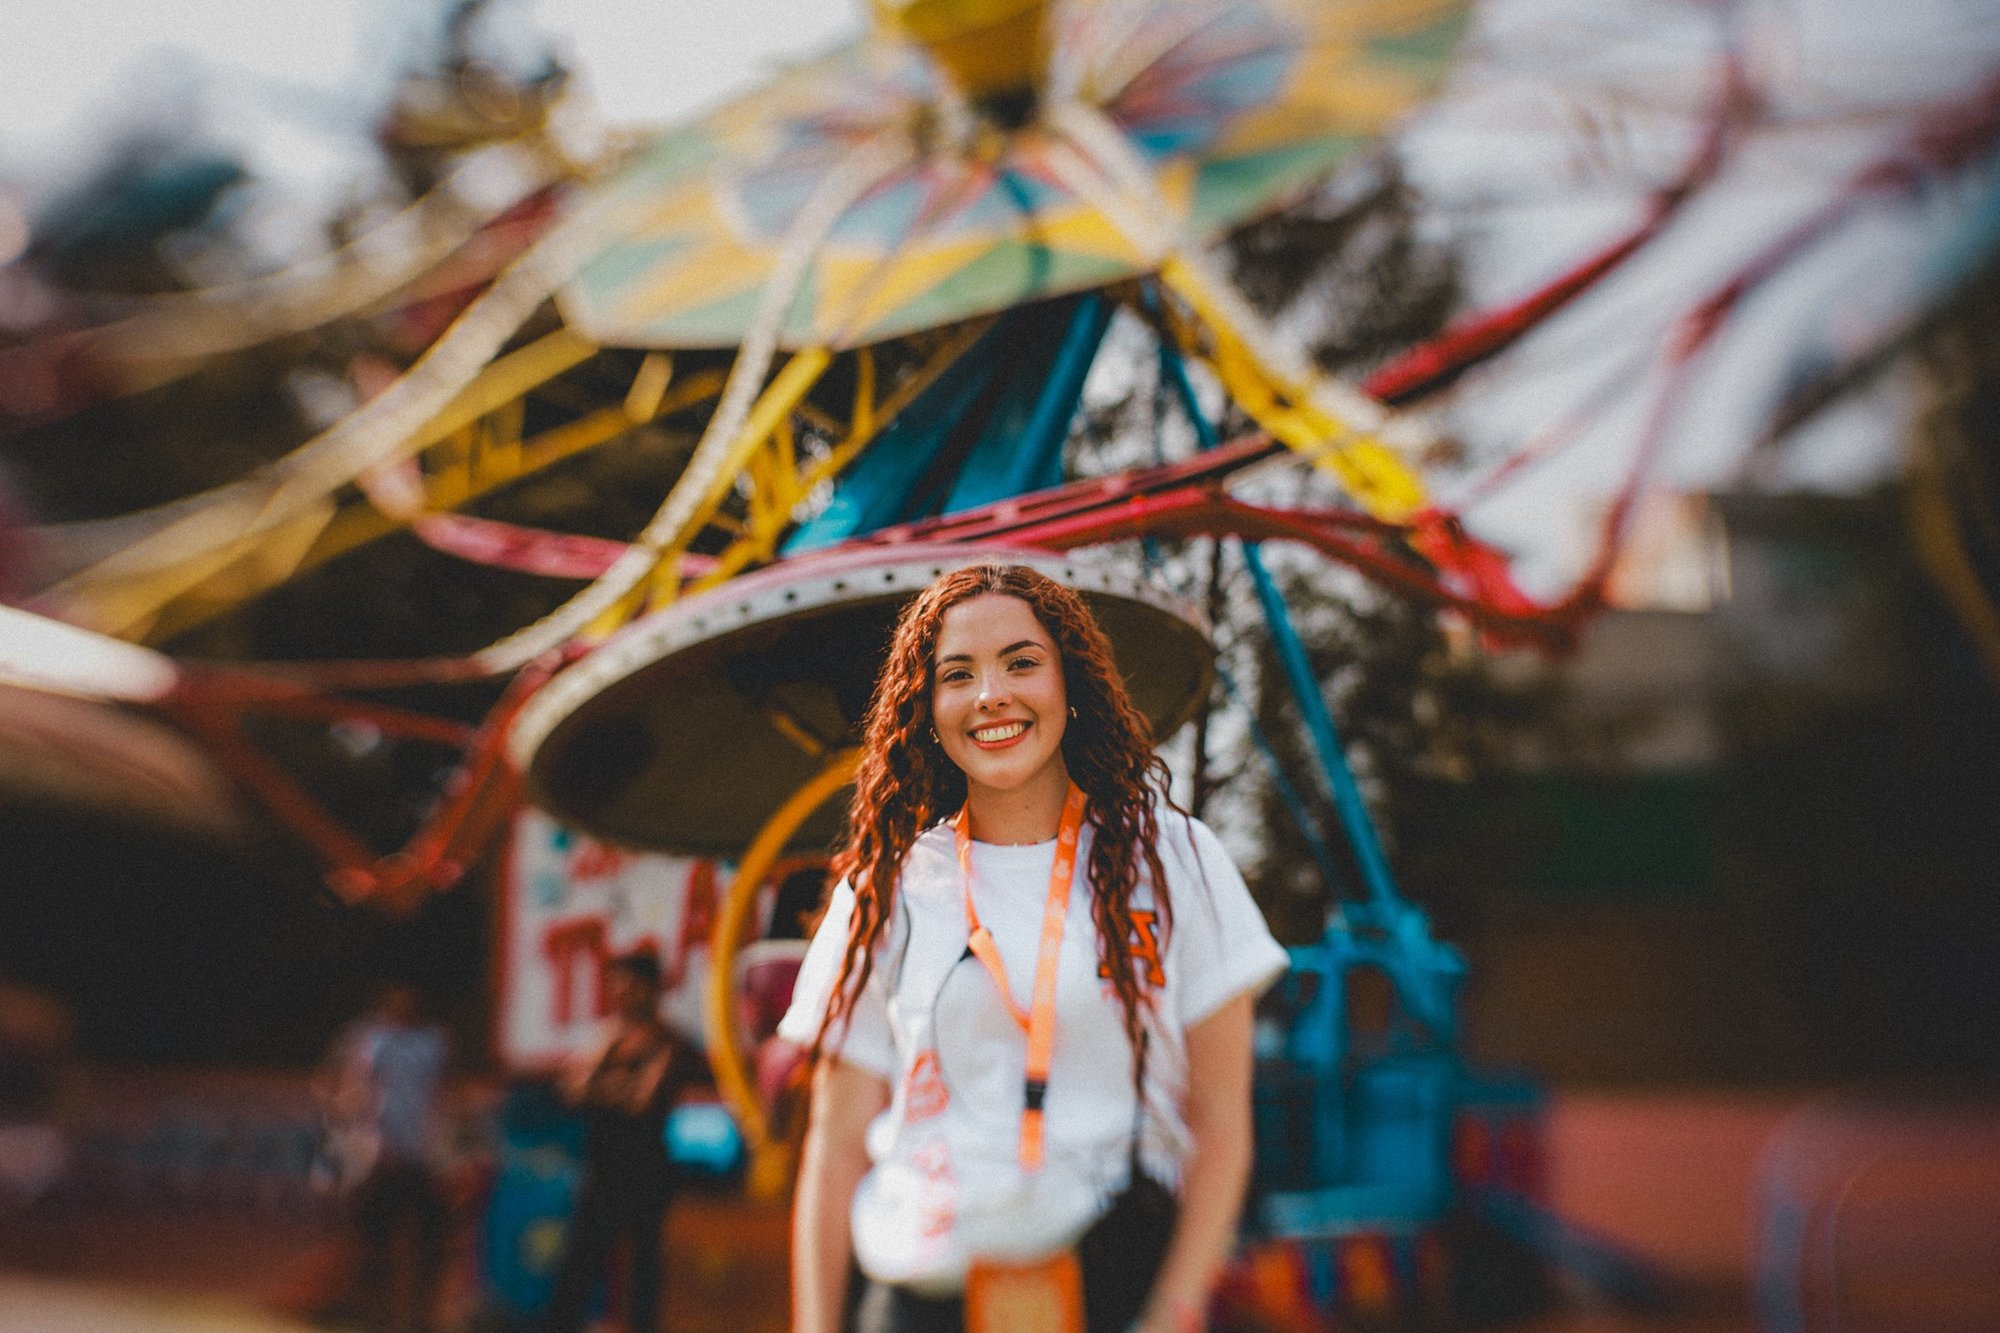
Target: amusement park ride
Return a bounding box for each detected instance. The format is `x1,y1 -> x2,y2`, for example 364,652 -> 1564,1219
4,0 -> 1999,1322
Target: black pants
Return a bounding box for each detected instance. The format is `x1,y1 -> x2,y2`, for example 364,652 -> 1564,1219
848,1277 -> 964,1333
847,1175 -> 1177,1333
344,1161 -> 450,1333
542,1165 -> 672,1333
847,1244 -> 1168,1333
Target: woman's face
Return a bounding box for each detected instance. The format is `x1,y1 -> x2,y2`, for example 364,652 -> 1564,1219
930,592 -> 1069,799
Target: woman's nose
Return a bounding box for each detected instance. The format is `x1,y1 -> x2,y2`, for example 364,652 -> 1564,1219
976,674 -> 1009,706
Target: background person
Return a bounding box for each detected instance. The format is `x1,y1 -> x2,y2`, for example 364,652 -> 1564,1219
780,565 -> 1287,1333
0,973 -> 74,1213
314,980 -> 453,1333
541,947 -> 695,1333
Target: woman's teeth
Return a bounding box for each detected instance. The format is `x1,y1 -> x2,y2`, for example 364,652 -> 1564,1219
973,722 -> 1026,743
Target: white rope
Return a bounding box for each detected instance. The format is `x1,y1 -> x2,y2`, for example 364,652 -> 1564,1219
41,193 -> 624,619
0,606 -> 180,702
96,138 -> 570,372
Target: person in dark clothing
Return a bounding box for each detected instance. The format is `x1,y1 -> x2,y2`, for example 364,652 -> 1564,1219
315,981 -> 453,1333
542,949 -> 694,1333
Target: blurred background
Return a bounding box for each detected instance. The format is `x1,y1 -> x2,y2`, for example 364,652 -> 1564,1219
2,0 -> 1998,1329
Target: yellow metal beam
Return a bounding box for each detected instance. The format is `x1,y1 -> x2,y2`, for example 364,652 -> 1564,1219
684,319 -> 994,597
579,349 -> 837,638
104,314 -> 988,644
622,351 -> 674,421
132,364 -> 727,643
704,747 -> 860,1199
411,328 -> 599,456
1158,256 -> 1428,521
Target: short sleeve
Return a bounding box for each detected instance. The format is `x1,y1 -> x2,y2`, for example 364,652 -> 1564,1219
1168,817 -> 1289,1027
775,880 -> 894,1077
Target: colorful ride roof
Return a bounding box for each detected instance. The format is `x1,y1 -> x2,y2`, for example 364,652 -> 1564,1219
558,0 -> 1467,351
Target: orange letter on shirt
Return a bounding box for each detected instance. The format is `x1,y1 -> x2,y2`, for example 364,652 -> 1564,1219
1099,911 -> 1165,988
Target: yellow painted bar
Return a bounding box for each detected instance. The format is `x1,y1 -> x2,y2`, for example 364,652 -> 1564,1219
83,501 -> 339,641
1158,257 -> 1428,520
577,351 -> 832,637
127,370 -> 729,643
790,320 -> 993,502
705,747 -> 861,1199
1908,434 -> 2000,686
623,351 -> 675,422
412,327 -> 599,454
685,323 -> 992,595
850,345 -> 877,441
578,577 -> 653,643
667,348 -> 834,556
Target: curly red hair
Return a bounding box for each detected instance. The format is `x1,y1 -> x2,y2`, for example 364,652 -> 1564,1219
808,564 -> 1177,1090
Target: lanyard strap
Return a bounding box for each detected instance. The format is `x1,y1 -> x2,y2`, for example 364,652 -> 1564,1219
954,783 -> 1086,1172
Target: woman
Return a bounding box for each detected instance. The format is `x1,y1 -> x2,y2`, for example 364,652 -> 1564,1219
778,565 -> 1287,1333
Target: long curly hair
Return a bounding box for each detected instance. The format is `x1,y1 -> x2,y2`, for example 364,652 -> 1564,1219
808,564 -> 1177,1093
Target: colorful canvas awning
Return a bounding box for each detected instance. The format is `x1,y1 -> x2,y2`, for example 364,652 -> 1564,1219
560,0 -> 1467,350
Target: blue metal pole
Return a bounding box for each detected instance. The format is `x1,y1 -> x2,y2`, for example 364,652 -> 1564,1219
1242,547 -> 1404,917
1155,327 -> 1407,915
1215,659 -> 1353,900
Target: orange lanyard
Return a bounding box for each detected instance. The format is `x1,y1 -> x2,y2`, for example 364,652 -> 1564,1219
953,783 -> 1086,1172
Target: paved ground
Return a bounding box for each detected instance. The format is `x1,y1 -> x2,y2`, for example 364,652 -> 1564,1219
7,1087 -> 1993,1332
0,1182 -> 1749,1333
0,1190 -> 794,1333
0,1275 -> 315,1333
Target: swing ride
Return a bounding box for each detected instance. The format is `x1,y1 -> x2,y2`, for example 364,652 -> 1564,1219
5,0 -> 2000,1322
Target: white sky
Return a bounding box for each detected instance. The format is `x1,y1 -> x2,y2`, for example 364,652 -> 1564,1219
0,0 -> 861,203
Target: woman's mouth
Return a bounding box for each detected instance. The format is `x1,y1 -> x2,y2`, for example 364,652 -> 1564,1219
970,721 -> 1029,748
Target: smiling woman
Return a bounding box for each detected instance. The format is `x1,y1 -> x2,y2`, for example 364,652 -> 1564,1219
778,564 -> 1287,1333
930,592 -> 1073,838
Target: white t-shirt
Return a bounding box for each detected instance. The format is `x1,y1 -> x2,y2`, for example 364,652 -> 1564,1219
777,806 -> 1287,1293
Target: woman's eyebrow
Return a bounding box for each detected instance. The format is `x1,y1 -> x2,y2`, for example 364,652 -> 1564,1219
935,639 -> 1044,666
